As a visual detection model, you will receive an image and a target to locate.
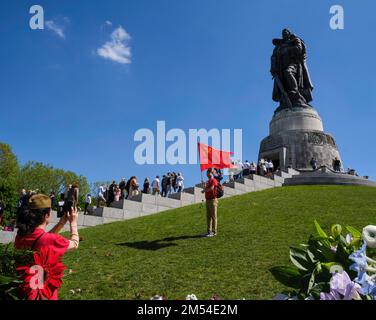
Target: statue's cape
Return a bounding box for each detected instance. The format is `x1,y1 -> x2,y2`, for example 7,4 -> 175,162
299,38 -> 314,91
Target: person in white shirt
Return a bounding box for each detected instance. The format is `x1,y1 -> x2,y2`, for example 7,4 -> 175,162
84,193 -> 92,215
151,176 -> 160,195
265,160 -> 270,172
262,163 -> 267,176
243,160 -> 250,176
176,173 -> 184,192
269,160 -> 274,173
233,159 -> 243,180
250,161 -> 257,175
97,185 -> 106,206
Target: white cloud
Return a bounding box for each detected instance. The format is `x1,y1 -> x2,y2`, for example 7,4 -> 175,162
46,20 -> 66,39
105,21 -> 112,26
97,26 -> 132,64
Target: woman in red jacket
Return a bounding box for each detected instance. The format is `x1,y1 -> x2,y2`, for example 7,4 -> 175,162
14,194 -> 80,299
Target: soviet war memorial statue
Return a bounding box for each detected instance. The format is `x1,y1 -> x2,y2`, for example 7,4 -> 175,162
258,29 -> 342,172
270,28 -> 314,112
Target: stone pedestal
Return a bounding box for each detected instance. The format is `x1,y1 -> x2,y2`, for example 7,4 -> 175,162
258,107 -> 341,170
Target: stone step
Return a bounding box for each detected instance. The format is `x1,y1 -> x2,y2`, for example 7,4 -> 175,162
253,184 -> 268,191
287,168 -> 301,176
83,215 -> 104,227
124,210 -> 141,220
245,173 -> 275,186
45,223 -> 73,233
110,200 -> 124,209
237,177 -> 257,190
128,193 -> 143,202
276,170 -> 293,179
123,199 -> 143,211
273,175 -> 285,185
283,173 -> 376,187
169,191 -> 196,205
120,193 -> 183,209
49,211 -> 85,225
91,207 -> 104,217
183,187 -> 195,194
0,230 -> 17,244
223,181 -> 249,193
102,207 -> 124,220
192,187 -> 206,203
222,185 -> 243,196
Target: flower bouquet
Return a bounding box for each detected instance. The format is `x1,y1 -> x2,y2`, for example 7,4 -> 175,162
270,220 -> 376,300
0,245 -> 66,300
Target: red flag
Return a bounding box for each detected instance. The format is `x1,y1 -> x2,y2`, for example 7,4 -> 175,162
198,142 -> 235,172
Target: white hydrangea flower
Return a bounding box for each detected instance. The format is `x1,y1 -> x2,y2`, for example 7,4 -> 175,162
362,225 -> 376,248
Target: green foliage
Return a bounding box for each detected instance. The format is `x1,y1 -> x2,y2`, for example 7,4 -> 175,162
269,266 -> 303,289
346,225 -> 362,238
0,245 -> 33,300
269,220 -> 363,299
0,275 -> 22,300
0,143 -> 20,217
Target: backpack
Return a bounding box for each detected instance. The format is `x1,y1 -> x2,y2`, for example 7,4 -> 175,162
216,183 -> 224,199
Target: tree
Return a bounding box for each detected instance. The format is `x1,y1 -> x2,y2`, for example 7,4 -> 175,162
0,143 -> 91,217
0,143 -> 20,217
18,162 -> 90,209
18,161 -> 58,194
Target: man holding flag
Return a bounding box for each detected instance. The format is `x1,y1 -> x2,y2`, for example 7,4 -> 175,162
198,142 -> 234,237
203,168 -> 218,237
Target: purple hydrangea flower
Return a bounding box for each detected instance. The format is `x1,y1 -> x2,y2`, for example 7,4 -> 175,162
320,271 -> 362,300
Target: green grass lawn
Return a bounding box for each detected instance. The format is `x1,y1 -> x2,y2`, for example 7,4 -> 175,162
59,185 -> 376,300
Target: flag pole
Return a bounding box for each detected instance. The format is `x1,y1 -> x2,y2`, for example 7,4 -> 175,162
198,140 -> 204,188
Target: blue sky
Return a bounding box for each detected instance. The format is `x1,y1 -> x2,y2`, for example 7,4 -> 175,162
1,0 -> 375,188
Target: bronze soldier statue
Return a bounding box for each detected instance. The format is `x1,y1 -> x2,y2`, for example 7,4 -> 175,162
270,29 -> 314,112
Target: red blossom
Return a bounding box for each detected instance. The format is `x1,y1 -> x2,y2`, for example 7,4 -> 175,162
16,246 -> 66,300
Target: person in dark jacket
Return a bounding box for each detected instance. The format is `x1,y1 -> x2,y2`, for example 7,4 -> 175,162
161,175 -> 168,197
143,178 -> 150,194
119,178 -> 126,199
107,180 -> 116,206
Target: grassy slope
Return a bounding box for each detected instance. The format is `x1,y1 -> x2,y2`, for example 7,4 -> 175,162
59,185 -> 376,300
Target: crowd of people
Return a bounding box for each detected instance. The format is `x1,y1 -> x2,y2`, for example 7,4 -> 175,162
94,160 -> 279,210
228,159 -> 276,181
0,183 -> 82,231
0,158 -> 282,230
0,155 -> 360,231
96,172 -> 185,208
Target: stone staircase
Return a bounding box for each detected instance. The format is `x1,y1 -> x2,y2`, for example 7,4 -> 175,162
0,169 -> 300,244
283,167 -> 376,187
